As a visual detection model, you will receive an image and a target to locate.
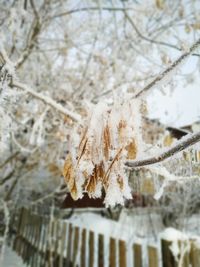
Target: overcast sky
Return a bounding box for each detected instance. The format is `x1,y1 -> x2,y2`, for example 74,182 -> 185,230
147,50 -> 200,128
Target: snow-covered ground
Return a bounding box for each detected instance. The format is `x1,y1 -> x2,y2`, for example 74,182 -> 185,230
0,246 -> 26,267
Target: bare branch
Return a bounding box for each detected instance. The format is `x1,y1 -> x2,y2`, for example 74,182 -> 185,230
134,37 -> 200,98
49,6 -> 135,20
0,152 -> 20,169
125,131 -> 200,168
0,170 -> 15,186
15,13 -> 41,68
124,11 -> 200,57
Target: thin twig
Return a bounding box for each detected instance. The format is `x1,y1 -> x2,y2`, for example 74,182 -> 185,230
48,6 -> 135,21
0,170 -> 15,186
0,151 -> 20,169
125,131 -> 200,168
124,11 -> 200,58
134,37 -> 200,98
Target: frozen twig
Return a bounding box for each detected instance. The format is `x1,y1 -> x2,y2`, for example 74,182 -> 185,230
13,81 -> 81,122
0,151 -> 19,169
0,201 -> 10,263
49,6 -> 135,20
134,37 -> 200,98
0,46 -> 81,123
125,131 -> 200,168
124,11 -> 200,58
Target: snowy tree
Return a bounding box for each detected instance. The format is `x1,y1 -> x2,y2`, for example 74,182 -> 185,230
0,0 -> 200,208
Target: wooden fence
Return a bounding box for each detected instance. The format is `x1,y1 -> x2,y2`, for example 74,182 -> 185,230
12,208 -> 200,267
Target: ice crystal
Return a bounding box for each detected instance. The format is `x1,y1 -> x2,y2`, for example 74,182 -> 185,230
63,99 -> 143,206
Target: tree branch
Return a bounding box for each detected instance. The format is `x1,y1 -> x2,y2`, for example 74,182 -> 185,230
0,169 -> 15,186
0,47 -> 81,123
12,81 -> 81,122
134,37 -> 200,98
49,6 -> 135,20
0,152 -> 20,169
124,11 -> 200,58
125,131 -> 200,168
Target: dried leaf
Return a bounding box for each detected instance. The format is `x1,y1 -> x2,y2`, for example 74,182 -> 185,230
155,0 -> 164,9
192,22 -> 200,30
103,147 -> 123,182
48,163 -> 61,176
141,178 -> 155,194
117,175 -> 124,190
85,172 -> 96,194
185,24 -> 191,33
103,124 -> 111,160
163,135 -> 174,147
85,162 -> 105,193
77,127 -> 88,163
126,139 -> 137,159
97,161 -> 105,180
118,119 -> 127,143
63,154 -> 78,200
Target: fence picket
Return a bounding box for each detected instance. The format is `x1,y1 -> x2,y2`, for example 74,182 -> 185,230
98,234 -> 104,267
80,228 -> 86,267
133,243 -> 142,267
190,241 -> 200,267
109,237 -> 116,267
148,246 -> 158,267
89,231 -> 94,267
11,208 -> 200,267
161,239 -> 178,267
67,223 -> 73,266
72,226 -> 79,267
59,222 -> 67,267
119,240 -> 126,267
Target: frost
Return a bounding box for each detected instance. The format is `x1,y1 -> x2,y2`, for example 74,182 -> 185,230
0,69 -> 17,152
160,228 -> 192,264
29,108 -> 49,146
63,99 -> 143,206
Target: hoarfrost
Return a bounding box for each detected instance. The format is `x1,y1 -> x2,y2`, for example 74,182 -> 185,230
63,98 -> 144,206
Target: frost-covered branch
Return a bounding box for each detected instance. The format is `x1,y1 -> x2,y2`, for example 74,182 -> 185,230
134,37 -> 200,98
13,81 -> 81,122
0,47 -> 81,123
0,201 -> 10,263
49,6 -> 135,20
124,11 -> 200,58
126,131 -> 200,168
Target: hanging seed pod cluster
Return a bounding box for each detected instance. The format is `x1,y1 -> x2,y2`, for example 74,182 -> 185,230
63,100 -> 143,206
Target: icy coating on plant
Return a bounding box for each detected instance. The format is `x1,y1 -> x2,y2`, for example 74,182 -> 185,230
63,99 -> 143,206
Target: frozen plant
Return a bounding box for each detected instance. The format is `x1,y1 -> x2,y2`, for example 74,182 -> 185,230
63,99 -> 143,206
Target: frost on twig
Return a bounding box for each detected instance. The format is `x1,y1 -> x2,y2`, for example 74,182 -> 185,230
0,53 -> 17,153
63,99 -> 143,206
125,131 -> 200,168
0,46 -> 81,123
0,201 -> 10,264
134,37 -> 200,98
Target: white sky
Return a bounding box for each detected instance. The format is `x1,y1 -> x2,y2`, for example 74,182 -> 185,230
147,52 -> 200,127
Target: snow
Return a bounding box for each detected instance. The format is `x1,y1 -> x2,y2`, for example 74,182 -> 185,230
65,210 -> 164,267
0,246 -> 26,267
66,209 -> 164,242
64,99 -> 144,206
160,227 -> 188,241
160,227 -> 200,263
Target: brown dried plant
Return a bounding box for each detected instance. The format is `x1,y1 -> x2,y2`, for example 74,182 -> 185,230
63,100 -> 142,206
